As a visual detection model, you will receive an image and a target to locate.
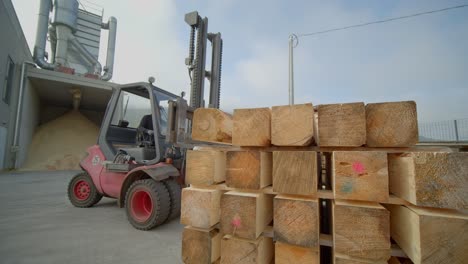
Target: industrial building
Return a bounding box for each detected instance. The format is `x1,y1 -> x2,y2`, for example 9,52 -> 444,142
0,0 -> 116,170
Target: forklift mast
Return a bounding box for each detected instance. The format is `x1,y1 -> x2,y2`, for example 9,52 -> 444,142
165,11 -> 223,145
184,11 -> 223,109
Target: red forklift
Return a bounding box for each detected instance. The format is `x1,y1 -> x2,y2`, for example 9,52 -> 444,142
67,11 -> 223,230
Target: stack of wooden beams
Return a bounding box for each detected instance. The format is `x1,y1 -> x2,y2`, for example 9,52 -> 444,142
181,102 -> 467,264
180,147 -> 225,263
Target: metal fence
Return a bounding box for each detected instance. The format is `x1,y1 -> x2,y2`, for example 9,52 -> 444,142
419,118 -> 468,143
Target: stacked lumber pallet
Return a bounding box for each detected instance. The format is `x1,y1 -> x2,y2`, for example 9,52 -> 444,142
182,102 -> 467,264
181,149 -> 225,263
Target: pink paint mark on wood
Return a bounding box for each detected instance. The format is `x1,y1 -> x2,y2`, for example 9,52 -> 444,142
352,162 -> 365,174
231,216 -> 241,228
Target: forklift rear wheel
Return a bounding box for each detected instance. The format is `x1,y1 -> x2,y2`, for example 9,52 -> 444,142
163,178 -> 181,222
67,172 -> 103,208
125,179 -> 170,230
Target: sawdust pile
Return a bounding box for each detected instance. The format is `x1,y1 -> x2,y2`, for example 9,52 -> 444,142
22,110 -> 99,171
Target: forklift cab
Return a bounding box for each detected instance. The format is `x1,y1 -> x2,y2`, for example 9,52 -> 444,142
98,82 -> 178,165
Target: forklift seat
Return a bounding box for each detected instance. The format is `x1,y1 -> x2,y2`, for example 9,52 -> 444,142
138,114 -> 153,131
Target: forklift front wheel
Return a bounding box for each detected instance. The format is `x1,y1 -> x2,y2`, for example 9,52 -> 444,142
67,172 -> 103,208
163,178 -> 182,222
125,179 -> 170,230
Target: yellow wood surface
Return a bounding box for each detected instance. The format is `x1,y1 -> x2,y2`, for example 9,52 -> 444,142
333,200 -> 391,261
366,101 -> 418,147
182,226 -> 221,264
334,255 -> 388,263
318,102 -> 366,147
181,187 -> 222,229
186,150 -> 226,186
271,103 -> 315,146
387,204 -> 468,264
389,152 -> 468,210
332,151 -> 389,203
232,107 -> 271,146
220,235 -> 273,264
220,191 -> 273,240
225,151 -> 272,189
192,108 -> 232,144
273,151 -> 317,196
274,194 -> 319,247
275,241 -> 319,264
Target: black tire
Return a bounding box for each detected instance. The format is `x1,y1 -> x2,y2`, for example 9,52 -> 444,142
163,178 -> 181,222
125,179 -> 170,230
67,172 -> 102,208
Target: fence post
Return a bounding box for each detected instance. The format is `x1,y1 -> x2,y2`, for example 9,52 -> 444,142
454,119 -> 459,142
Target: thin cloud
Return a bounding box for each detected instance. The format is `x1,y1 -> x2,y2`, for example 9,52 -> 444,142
12,0 -> 468,122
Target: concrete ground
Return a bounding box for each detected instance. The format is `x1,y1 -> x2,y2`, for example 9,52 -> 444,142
0,170 -> 184,264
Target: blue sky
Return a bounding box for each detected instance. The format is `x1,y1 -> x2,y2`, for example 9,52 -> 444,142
12,0 -> 468,122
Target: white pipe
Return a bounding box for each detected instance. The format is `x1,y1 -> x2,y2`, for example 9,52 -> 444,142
48,26 -> 57,63
54,25 -> 71,66
12,61 -> 36,168
101,16 -> 117,81
33,0 -> 56,70
288,35 -> 295,105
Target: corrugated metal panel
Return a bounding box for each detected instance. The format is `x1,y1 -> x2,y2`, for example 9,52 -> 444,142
76,36 -> 100,49
75,31 -> 100,43
66,9 -> 102,73
75,9 -> 101,59
77,19 -> 101,31
77,9 -> 102,25
76,24 -> 101,37
76,25 -> 101,36
68,9 -> 102,74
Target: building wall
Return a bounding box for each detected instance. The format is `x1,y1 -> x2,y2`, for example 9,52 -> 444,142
0,0 -> 34,169
15,79 -> 40,167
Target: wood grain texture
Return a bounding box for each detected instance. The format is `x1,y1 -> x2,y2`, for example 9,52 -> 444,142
334,255 -> 387,264
275,242 -> 319,264
195,143 -> 452,153
318,103 -> 366,147
332,151 -> 389,203
220,191 -> 273,240
387,204 -> 468,264
189,183 -> 414,207
226,151 -> 272,189
273,151 -> 317,196
181,187 -> 221,229
274,195 -> 319,247
366,101 -> 418,147
186,150 -> 226,186
388,152 -> 468,210
334,258 -> 366,264
192,108 -> 232,144
182,226 -> 221,264
333,200 -> 391,261
220,235 -> 273,264
271,103 -> 315,146
232,107 -> 271,146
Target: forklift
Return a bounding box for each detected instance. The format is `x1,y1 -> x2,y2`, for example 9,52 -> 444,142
67,11 -> 223,230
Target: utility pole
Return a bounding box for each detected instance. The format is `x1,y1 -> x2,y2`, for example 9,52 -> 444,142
288,34 -> 297,105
